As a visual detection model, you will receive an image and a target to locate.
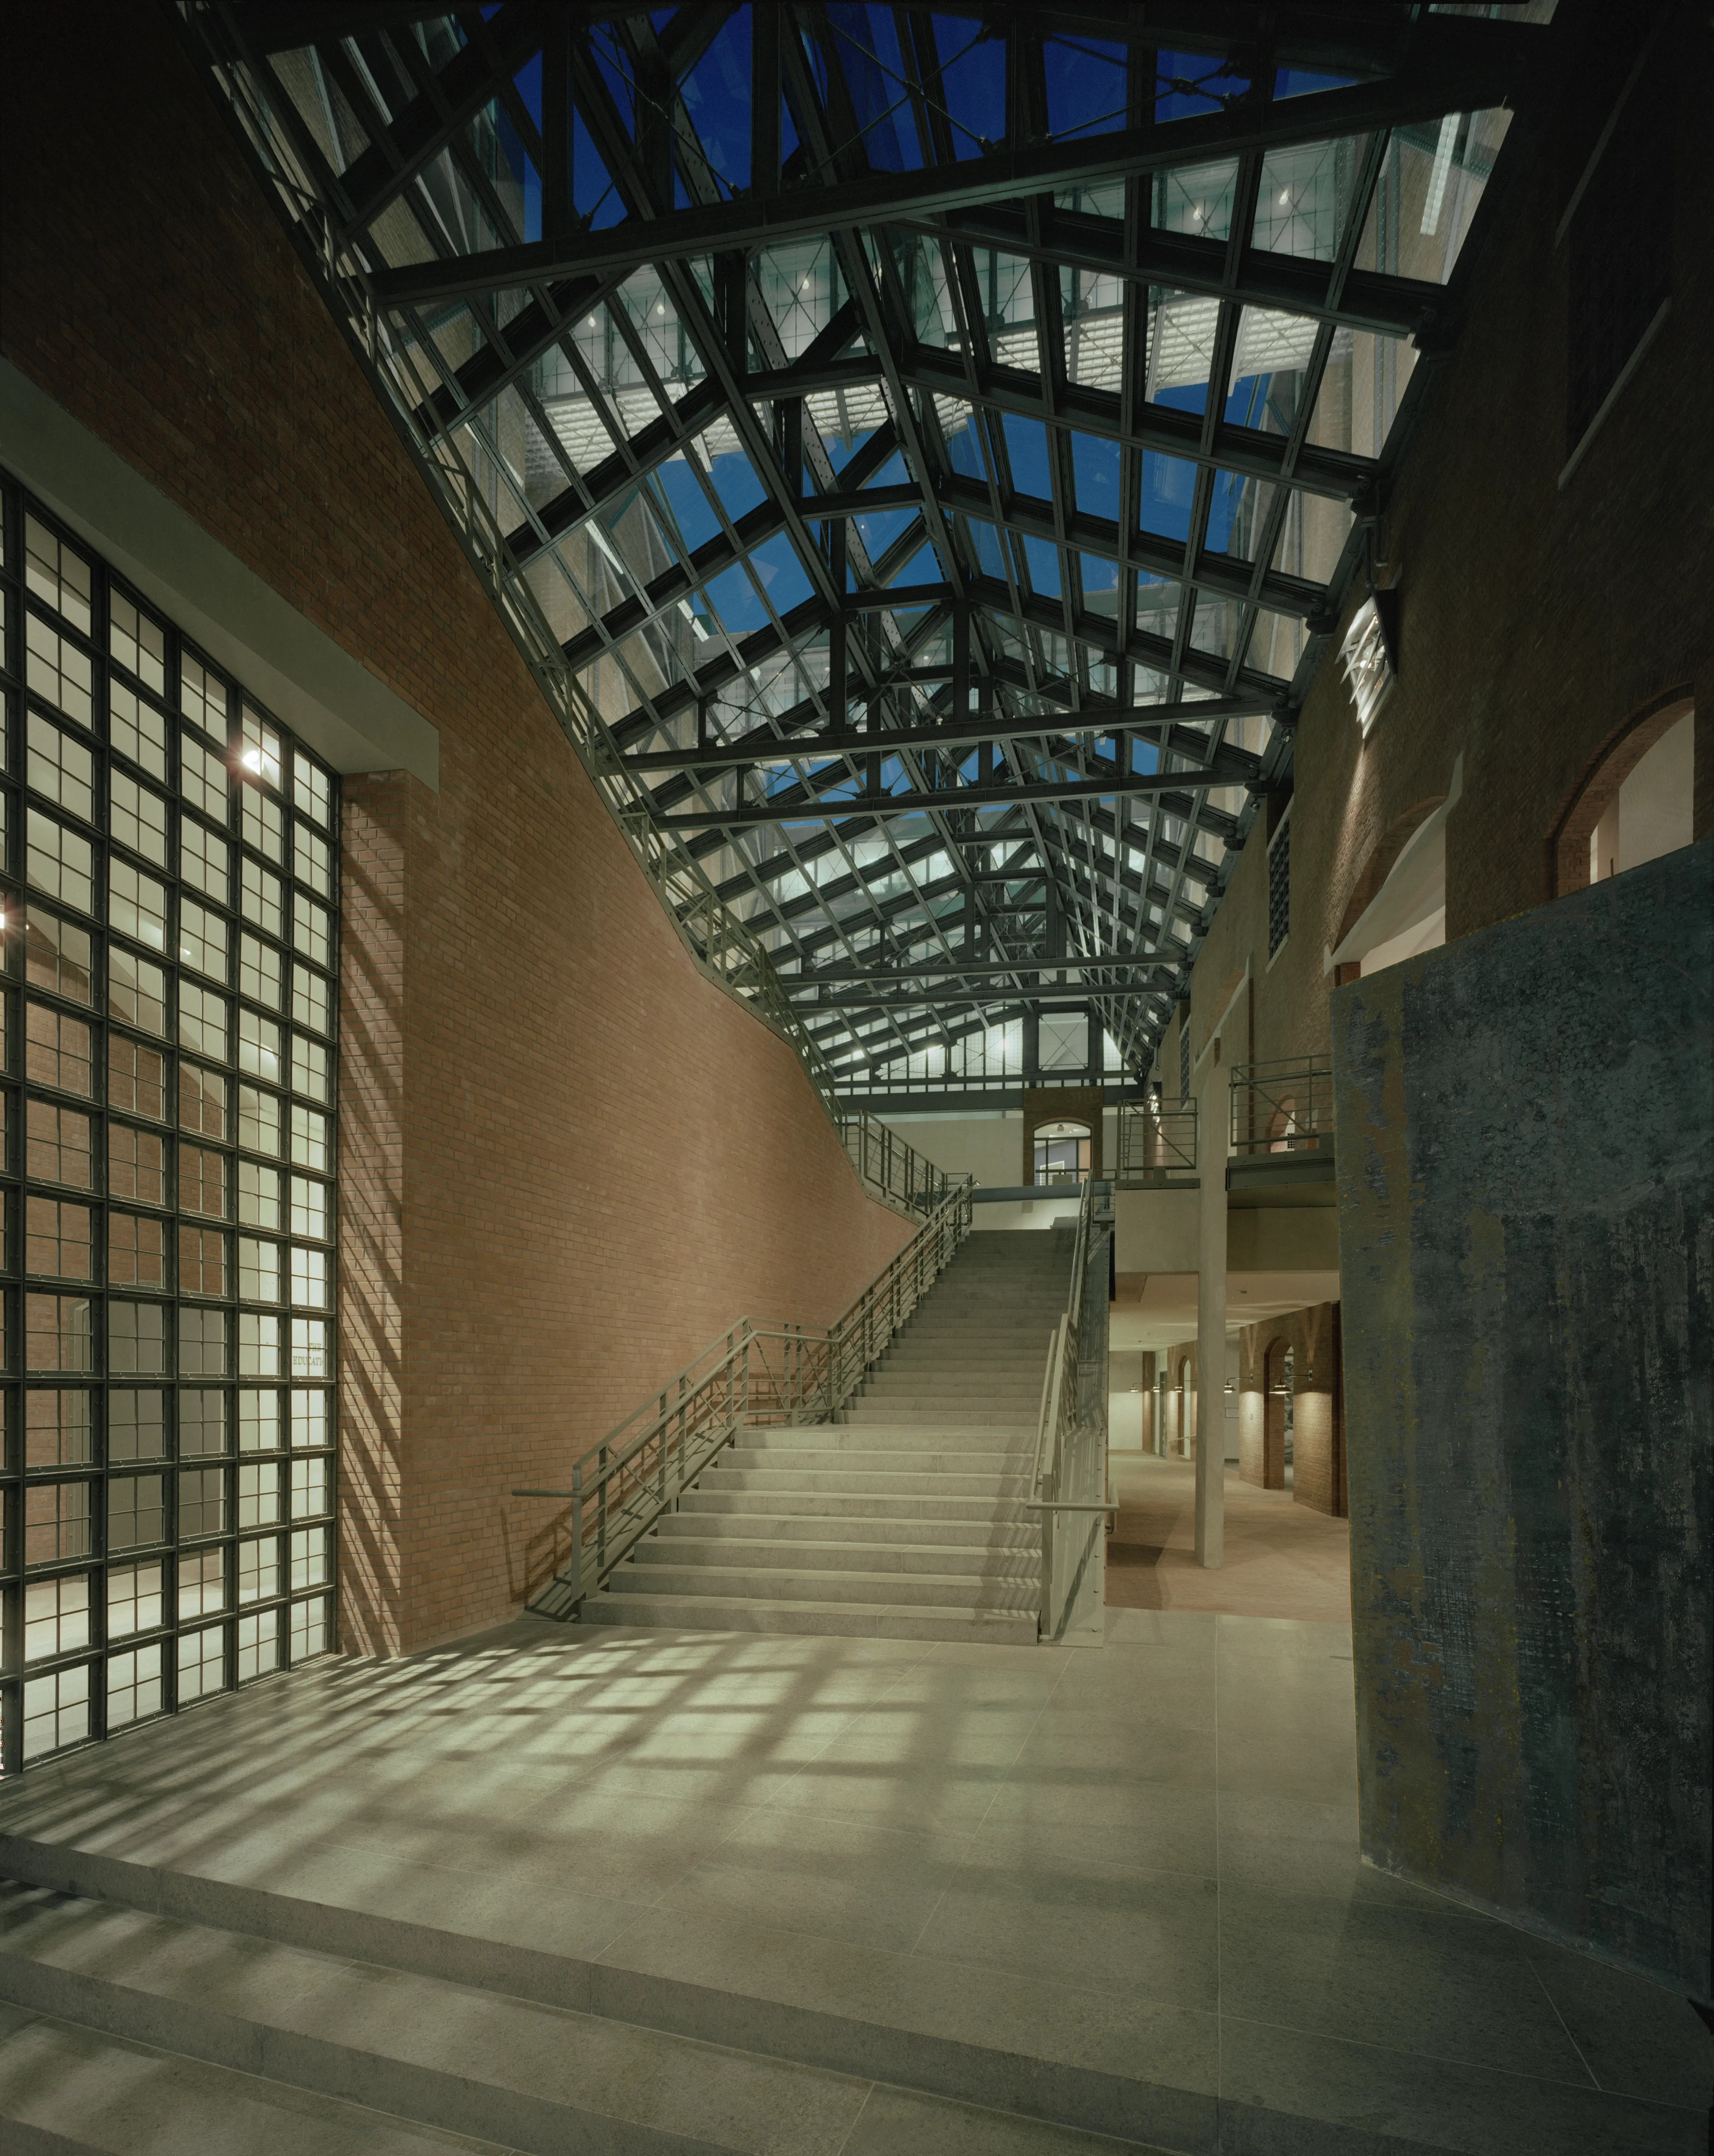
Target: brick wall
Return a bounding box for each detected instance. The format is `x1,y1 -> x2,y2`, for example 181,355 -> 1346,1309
0,8 -> 909,1649
1163,1305 -> 1345,1517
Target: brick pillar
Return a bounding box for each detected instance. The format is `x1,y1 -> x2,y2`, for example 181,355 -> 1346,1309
337,776 -> 413,1653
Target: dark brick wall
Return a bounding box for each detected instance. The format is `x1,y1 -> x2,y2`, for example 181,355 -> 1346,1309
1155,14 -> 1711,1086
0,7 -> 909,1650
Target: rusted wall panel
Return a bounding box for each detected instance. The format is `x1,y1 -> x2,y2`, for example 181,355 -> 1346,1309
1332,841 -> 1712,1998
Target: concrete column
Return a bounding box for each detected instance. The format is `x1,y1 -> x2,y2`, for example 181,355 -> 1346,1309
1195,1057 -> 1227,1567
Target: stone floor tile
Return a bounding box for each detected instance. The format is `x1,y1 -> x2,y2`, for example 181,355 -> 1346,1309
914,1857 -> 1220,2011
1218,1887 -> 1596,2084
840,2081 -> 1182,2155
1520,1939 -> 1714,2110
1219,2014 -> 1707,2155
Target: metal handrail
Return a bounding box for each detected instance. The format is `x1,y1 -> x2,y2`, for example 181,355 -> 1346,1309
1229,1056 -> 1335,1157
1115,1099 -> 1198,1182
1029,1177 -> 1113,1640
834,1115 -> 952,1216
514,1177 -> 975,1617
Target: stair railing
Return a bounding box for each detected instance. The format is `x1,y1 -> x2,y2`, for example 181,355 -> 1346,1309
514,1177 -> 974,1618
1027,1177 -> 1116,1643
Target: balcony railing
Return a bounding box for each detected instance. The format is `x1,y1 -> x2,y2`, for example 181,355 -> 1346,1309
1229,1057 -> 1334,1157
1114,1100 -> 1199,1183
837,1116 -> 953,1215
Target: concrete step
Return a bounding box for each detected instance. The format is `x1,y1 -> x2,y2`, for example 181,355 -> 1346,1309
742,1424 -> 1033,1453
583,1590 -> 1040,1645
0,1774 -> 1232,2152
680,1489 -> 1037,1525
857,1381 -> 1045,1402
629,1534 -> 1041,1581
722,1445 -> 1032,1476
713,1471 -> 1030,1503
658,1511 -> 1039,1551
841,1404 -> 1042,1427
606,1561 -> 1038,1611
0,2007 -> 520,2156
0,1881 -> 875,2156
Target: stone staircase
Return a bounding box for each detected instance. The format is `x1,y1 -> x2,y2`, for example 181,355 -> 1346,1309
583,1229 -> 1076,1643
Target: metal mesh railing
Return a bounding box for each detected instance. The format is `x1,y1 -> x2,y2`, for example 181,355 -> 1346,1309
1229,1057 -> 1335,1157
1028,1178 -> 1115,1642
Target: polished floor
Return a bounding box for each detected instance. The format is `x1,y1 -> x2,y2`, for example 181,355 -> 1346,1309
0,1613 -> 1705,2153
1109,1456 -> 1353,1624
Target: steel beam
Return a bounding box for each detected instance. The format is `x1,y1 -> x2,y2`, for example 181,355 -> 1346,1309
366,45 -> 1538,305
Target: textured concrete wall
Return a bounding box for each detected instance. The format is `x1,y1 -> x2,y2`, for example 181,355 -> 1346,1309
0,8 -> 909,1651
1333,842 -> 1713,1997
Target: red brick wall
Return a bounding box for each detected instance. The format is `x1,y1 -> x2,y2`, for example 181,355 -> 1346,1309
0,8 -> 909,1649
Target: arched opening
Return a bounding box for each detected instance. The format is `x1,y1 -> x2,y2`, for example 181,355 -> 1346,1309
1177,1354 -> 1195,1459
1266,1099 -> 1299,1153
1329,780 -> 1458,978
1263,1338 -> 1293,1491
1032,1119 -> 1091,1187
1553,694 -> 1696,897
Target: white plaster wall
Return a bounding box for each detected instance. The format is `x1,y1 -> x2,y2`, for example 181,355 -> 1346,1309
1110,1392 -> 1145,1451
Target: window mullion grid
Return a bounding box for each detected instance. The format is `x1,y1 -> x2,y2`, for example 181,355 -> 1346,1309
0,476 -> 340,1773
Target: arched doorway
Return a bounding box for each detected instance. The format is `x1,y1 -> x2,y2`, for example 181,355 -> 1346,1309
1032,1119 -> 1091,1187
1262,1337 -> 1293,1490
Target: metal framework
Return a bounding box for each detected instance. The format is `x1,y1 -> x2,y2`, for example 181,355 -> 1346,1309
179,2 -> 1543,1097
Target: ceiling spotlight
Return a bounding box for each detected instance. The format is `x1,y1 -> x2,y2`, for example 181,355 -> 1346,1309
1278,189 -> 1290,205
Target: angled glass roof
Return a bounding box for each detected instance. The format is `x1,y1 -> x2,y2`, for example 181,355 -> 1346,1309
184,1 -> 1543,1096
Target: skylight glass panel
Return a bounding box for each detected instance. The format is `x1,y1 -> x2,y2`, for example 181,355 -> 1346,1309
1043,38 -> 1127,142
1187,596 -> 1246,662
1001,413 -> 1052,499
965,517 -> 1006,580
1155,50 -> 1250,123
1247,609 -> 1310,681
1071,434 -> 1120,521
971,251 -> 1039,371
1080,555 -> 1119,617
932,12 -> 1006,157
831,5 -> 922,172
757,238 -> 841,356
1154,158 -> 1238,240
1208,471 -> 1279,562
1022,536 -> 1062,599
1309,328 -> 1418,460
1146,288 -> 1220,411
1357,111 -> 1512,285
678,8 -> 752,194
1254,138 -> 1372,263
1134,575 -> 1181,649
1136,451 -> 1197,543
1271,492 -> 1355,588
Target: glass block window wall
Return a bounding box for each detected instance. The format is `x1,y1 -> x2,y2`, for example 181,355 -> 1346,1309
0,472 -> 339,1771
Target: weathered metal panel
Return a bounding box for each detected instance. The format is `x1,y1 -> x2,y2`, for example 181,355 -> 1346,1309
1332,841 -> 1712,1998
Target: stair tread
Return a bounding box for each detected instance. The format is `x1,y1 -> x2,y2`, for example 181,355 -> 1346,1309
0,2009 -> 515,2156
0,1881 -> 873,2156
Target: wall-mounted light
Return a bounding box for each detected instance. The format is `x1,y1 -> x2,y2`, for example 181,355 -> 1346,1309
1339,590 -> 1399,736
